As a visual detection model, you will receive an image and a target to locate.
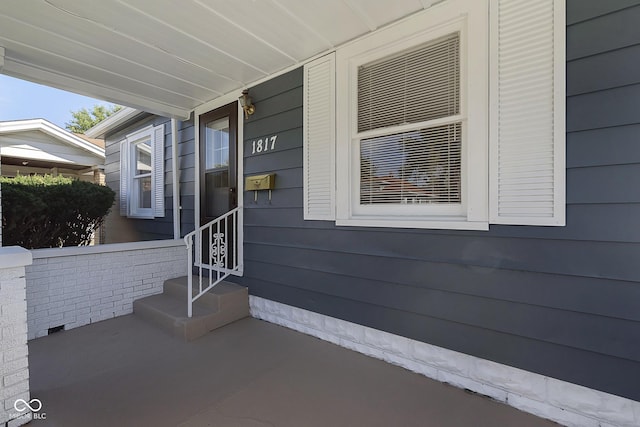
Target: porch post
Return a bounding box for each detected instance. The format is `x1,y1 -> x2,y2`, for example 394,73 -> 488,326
0,247 -> 33,427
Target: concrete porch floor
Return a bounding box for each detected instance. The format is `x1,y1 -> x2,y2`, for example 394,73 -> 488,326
27,315 -> 557,427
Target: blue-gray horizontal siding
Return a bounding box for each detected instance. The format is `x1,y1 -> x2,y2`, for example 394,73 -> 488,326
233,0 -> 640,401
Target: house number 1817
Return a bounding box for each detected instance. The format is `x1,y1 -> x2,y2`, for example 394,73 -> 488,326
251,135 -> 277,154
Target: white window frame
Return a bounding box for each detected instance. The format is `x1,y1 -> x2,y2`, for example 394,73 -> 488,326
120,124 -> 165,219
335,0 -> 489,230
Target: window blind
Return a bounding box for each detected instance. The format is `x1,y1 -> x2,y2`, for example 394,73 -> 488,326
357,33 -> 460,133
360,123 -> 461,205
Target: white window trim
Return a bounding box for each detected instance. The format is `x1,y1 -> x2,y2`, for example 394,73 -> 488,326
120,124 -> 165,219
335,0 -> 489,230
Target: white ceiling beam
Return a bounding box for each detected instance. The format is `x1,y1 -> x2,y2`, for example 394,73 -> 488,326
2,57 -> 191,120
420,0 -> 444,9
0,11 -> 226,96
271,0 -> 335,49
342,0 -> 378,31
193,0 -> 298,63
116,0 -> 270,76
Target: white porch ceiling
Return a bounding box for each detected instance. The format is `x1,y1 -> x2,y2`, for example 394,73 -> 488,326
0,0 -> 440,119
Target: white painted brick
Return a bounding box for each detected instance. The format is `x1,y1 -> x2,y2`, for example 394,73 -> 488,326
547,378 -> 638,426
0,336 -> 26,352
338,339 -> 378,358
470,359 -> 547,402
1,357 -> 28,376
0,379 -> 29,401
402,358 -> 440,379
2,324 -> 28,340
507,394 -> 598,427
324,317 -> 364,342
411,341 -> 470,376
3,347 -> 28,364
437,370 -> 508,403
3,369 -> 28,387
362,328 -> 412,357
3,390 -> 29,417
383,352 -> 421,372
291,307 -> 323,328
1,303 -> 26,320
7,414 -> 33,427
0,267 -> 24,280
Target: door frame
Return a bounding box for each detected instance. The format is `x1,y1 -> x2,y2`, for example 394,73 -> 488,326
194,92 -> 245,275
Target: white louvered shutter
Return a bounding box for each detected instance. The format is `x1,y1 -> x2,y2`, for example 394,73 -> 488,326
119,139 -> 129,216
152,124 -> 165,217
490,0 -> 565,226
303,53 -> 336,220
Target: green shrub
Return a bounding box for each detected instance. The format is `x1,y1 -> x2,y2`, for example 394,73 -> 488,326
1,175 -> 115,248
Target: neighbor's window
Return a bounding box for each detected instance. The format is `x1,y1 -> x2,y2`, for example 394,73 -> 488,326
119,124 -> 165,219
131,137 -> 153,214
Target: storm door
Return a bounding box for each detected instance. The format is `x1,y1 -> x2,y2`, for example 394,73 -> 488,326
199,102 -> 238,224
198,102 -> 238,270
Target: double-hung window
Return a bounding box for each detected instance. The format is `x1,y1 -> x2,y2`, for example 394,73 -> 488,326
304,0 -> 565,230
119,124 -> 165,219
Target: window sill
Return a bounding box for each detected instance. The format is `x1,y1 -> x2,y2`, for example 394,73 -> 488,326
335,217 -> 489,231
127,213 -> 154,220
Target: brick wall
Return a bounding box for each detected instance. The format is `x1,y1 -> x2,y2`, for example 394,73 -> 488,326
26,240 -> 186,340
250,296 -> 640,427
0,248 -> 32,427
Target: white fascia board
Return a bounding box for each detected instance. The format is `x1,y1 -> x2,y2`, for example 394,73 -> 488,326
0,118 -> 105,159
85,107 -> 146,139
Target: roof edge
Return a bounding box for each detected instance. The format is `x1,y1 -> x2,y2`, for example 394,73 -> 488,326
0,118 -> 104,158
85,107 -> 147,139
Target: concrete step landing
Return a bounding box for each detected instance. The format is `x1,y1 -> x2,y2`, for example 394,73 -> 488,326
133,276 -> 249,341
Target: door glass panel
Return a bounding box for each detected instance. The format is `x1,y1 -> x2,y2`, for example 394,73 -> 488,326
204,117 -> 232,219
205,118 -> 229,170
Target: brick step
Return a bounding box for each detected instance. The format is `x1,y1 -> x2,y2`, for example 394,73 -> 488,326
133,276 -> 249,341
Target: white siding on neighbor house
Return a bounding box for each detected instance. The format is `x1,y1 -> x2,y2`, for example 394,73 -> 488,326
25,240 -> 186,340
0,130 -> 103,167
0,248 -> 32,427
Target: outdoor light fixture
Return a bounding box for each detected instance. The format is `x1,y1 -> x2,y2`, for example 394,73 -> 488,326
239,89 -> 255,119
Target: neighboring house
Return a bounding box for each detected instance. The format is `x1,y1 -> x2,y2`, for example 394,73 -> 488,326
0,119 -> 105,182
3,1 -> 640,425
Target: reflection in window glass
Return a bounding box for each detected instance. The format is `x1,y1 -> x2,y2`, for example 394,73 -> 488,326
135,140 -> 152,175
206,118 -> 229,170
360,123 -> 461,205
136,176 -> 152,209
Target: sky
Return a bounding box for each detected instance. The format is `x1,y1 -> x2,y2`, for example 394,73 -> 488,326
0,74 -> 117,130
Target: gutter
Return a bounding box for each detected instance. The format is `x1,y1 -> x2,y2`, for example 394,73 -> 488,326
85,107 -> 146,139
